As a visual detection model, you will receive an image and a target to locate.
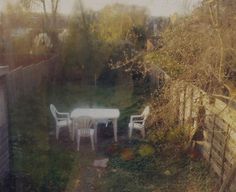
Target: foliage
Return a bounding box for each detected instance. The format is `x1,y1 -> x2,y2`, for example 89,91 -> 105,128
20,0 -> 61,50
141,0 -> 236,160
107,140 -> 156,172
62,3 -> 148,84
138,144 -> 155,157
99,170 -> 149,192
146,95 -> 189,152
166,127 -> 189,146
100,139 -> 218,192
11,35 -> 33,56
120,148 -> 135,161
20,0 -> 60,26
147,126 -> 189,153
144,51 -> 185,78
8,80 -> 146,191
144,0 -> 236,98
96,4 -> 147,45
62,9 -> 111,83
110,154 -> 156,173
4,2 -> 31,28
9,89 -> 77,191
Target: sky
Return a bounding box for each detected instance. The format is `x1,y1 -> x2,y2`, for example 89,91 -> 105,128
0,0 -> 202,17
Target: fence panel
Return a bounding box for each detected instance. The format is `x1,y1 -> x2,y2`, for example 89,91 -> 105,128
6,56 -> 59,106
172,82 -> 236,191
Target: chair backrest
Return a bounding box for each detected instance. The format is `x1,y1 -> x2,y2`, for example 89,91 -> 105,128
73,116 -> 94,136
141,106 -> 150,121
50,104 -> 58,122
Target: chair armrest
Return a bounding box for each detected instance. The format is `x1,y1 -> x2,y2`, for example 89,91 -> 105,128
130,115 -> 143,122
57,112 -> 70,119
57,117 -> 70,121
131,120 -> 144,123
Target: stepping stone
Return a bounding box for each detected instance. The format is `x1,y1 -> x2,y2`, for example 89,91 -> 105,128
92,158 -> 109,168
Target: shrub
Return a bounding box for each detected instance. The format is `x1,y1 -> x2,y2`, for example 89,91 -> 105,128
138,144 -> 155,157
120,148 -> 135,161
166,127 -> 188,146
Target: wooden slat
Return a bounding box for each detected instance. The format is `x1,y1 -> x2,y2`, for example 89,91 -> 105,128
212,138 -> 224,154
219,164 -> 236,192
0,56 -> 59,182
170,82 -> 236,190
211,159 -> 222,176
229,177 -> 236,192
211,149 -> 223,167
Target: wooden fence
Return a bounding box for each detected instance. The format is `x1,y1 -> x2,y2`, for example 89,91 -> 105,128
0,66 -> 9,181
6,55 -> 59,106
171,82 -> 236,192
0,56 -> 59,185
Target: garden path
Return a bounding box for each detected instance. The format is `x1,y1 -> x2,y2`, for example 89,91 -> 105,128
58,128 -> 114,192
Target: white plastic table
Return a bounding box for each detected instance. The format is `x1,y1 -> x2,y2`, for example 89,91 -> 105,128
70,108 -> 120,142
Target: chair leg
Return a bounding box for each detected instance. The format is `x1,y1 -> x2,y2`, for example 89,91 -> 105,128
94,127 -> 97,144
72,126 -> 75,141
56,126 -> 59,140
77,132 -> 80,151
90,134 -> 95,151
69,124 -> 73,140
141,128 -> 145,138
128,127 -> 132,139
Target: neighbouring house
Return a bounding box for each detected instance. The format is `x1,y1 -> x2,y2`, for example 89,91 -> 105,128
11,28 -> 32,38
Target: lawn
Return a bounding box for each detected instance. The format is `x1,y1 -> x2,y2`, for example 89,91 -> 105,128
8,78 -> 145,191
7,80 -> 218,192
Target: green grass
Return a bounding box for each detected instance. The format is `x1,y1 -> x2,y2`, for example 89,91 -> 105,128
9,81 -> 146,191
47,82 -> 144,133
9,81 -> 217,192
10,88 -> 78,191
98,140 -> 218,192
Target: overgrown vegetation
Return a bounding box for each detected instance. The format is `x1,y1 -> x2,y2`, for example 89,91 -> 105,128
9,88 -> 77,192
98,140 -> 218,192
132,0 -> 236,162
3,0 -> 234,191
8,79 -> 145,191
62,2 -> 147,83
144,0 -> 236,98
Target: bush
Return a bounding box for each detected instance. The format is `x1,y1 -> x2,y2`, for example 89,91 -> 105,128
166,127 -> 188,147
108,140 -> 157,172
120,148 -> 135,161
138,144 -> 155,157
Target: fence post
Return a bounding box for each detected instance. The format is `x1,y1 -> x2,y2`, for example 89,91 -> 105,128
182,85 -> 187,128
176,86 -> 181,126
208,114 -> 216,165
220,124 -> 230,184
219,164 -> 236,192
188,87 -> 194,140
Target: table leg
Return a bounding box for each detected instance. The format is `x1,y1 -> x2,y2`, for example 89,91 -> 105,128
113,119 -> 118,142
72,120 -> 75,141
95,122 -> 98,143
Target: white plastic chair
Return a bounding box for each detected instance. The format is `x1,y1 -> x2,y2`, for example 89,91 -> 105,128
73,116 -> 96,151
128,106 -> 150,139
50,104 -> 72,140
